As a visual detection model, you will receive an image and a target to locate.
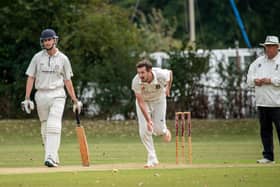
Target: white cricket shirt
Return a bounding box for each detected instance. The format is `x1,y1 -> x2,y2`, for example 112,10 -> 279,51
132,67 -> 171,102
26,49 -> 73,90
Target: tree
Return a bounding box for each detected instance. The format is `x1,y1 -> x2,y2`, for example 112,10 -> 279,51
0,0 -> 85,117
136,8 -> 180,52
62,1 -> 142,118
167,43 -> 210,118
215,47 -> 258,118
113,0 -> 280,48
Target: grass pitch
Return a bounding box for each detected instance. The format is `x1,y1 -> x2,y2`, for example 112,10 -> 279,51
0,118 -> 279,186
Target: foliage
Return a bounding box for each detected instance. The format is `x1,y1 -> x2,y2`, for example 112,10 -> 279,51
113,0 -> 280,48
238,0 -> 280,46
62,1 -> 142,118
3,0 -> 280,119
135,8 -> 180,52
167,43 -> 210,117
0,0 -> 142,118
0,0 -> 86,117
215,48 -> 258,118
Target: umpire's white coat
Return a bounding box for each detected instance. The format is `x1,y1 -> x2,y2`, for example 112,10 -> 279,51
247,53 -> 280,107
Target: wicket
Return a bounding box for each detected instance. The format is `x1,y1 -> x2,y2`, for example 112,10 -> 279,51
175,112 -> 192,164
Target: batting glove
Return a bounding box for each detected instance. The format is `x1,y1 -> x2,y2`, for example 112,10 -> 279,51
21,99 -> 35,114
73,100 -> 83,114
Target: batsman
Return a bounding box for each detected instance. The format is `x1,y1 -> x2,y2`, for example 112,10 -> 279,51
21,28 -> 82,167
132,59 -> 172,168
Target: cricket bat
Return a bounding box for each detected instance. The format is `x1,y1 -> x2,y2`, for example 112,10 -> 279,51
75,111 -> 90,166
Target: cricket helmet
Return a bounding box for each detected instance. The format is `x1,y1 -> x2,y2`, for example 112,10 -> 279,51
40,28 -> 59,49
40,29 -> 58,40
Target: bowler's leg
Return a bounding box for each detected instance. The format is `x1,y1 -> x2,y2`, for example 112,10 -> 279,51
136,101 -> 158,167
152,99 -> 171,142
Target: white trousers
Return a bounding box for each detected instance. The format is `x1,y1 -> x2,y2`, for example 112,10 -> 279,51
136,98 -> 167,164
35,88 -> 66,163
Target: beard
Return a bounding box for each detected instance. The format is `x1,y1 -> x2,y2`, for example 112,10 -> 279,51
140,76 -> 148,82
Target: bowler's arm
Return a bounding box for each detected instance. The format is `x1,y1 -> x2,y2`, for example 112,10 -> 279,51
135,93 -> 153,131
165,70 -> 173,96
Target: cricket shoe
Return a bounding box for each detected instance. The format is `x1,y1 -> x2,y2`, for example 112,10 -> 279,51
257,158 -> 275,164
44,158 -> 58,167
144,160 -> 159,168
163,129 -> 172,143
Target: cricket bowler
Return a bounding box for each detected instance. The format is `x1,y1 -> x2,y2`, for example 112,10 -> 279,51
132,59 -> 172,168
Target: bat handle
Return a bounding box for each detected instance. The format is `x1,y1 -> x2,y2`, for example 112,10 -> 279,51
75,110 -> 81,127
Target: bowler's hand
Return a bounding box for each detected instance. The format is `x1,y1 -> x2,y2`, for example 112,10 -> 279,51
165,88 -> 170,97
147,120 -> 153,132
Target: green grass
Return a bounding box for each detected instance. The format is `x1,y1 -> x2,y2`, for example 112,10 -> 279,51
0,118 -> 280,186
0,119 -> 278,165
0,167 -> 280,187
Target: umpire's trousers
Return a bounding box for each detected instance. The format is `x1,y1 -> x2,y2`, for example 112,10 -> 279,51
258,107 -> 280,161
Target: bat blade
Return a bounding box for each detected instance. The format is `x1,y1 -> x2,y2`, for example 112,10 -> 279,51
76,126 -> 90,166
75,111 -> 90,167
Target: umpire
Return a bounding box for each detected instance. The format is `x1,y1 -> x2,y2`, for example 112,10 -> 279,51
247,35 -> 280,164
